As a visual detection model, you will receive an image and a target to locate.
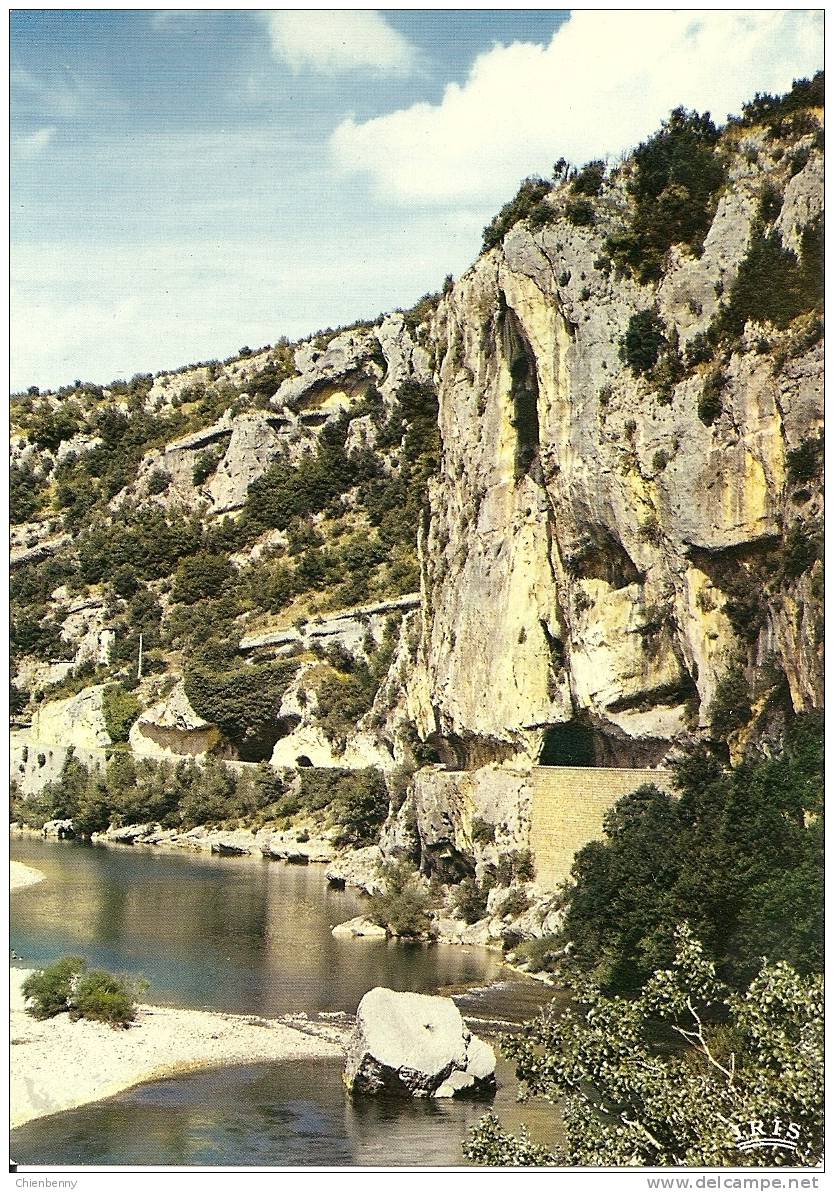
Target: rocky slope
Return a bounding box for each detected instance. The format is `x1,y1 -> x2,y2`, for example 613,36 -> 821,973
10,87 -> 824,894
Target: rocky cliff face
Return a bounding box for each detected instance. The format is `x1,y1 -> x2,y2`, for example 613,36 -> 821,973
407,127 -> 823,774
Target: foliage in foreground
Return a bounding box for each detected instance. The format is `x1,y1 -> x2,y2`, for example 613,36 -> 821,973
22,956 -> 142,1027
464,926 -> 822,1167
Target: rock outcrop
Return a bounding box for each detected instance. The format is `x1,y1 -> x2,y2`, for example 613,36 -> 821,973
344,987 -> 496,1098
405,138 -> 823,773
331,917 -> 388,939
128,682 -> 222,760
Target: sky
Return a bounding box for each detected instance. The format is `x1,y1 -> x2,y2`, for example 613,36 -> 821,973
10,8 -> 823,393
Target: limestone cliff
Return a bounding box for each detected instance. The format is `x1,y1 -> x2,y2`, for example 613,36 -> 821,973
407,125 -> 822,774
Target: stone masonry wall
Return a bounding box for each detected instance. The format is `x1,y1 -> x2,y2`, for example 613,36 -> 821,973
529,766 -> 675,889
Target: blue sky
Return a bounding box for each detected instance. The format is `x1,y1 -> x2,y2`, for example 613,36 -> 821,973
11,9 -> 823,392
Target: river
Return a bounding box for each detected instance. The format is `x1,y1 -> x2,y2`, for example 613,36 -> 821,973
10,836 -> 563,1167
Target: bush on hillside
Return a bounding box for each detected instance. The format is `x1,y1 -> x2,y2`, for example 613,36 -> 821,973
606,107 -> 724,282
10,461 -> 43,524
571,160 -> 606,196
620,310 -> 668,375
329,767 -> 389,847
453,876 -> 491,924
715,215 -> 822,340
184,660 -> 298,761
172,552 -> 235,605
102,683 -> 141,744
369,859 -> 433,936
482,177 -> 553,252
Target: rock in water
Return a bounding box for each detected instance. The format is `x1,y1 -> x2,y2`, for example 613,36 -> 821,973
331,916 -> 388,939
343,987 -> 496,1098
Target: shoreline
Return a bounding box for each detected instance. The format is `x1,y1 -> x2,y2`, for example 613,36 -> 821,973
10,968 -> 348,1130
10,860 -> 47,891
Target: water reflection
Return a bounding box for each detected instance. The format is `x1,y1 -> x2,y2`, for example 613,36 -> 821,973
11,838 -> 505,1015
12,1056 -> 561,1168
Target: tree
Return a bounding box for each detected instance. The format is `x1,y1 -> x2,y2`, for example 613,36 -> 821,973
172,552 -> 235,605
369,858 -> 433,936
620,310 -> 668,375
464,927 -> 822,1167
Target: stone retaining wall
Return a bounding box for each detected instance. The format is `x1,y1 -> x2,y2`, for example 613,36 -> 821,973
529,765 -> 675,888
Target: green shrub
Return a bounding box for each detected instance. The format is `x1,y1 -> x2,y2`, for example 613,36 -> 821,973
369,859 -> 433,936
684,330 -> 714,367
620,310 -> 667,375
708,664 -> 752,732
496,849 -> 535,885
757,182 -> 783,223
482,177 -> 552,252
330,767 -> 389,847
172,552 -> 235,605
10,462 -> 43,524
697,364 -> 725,425
498,888 -> 530,918
23,956 -> 140,1028
70,969 -> 139,1027
102,684 -> 141,744
734,72 -> 823,132
470,817 -> 496,846
184,660 -> 298,762
716,216 -> 822,340
26,401 -> 82,452
565,198 -> 595,227
781,522 -> 823,580
22,957 -> 87,1019
512,934 -> 562,973
453,876 -> 490,924
192,448 -> 223,486
606,107 -> 724,282
786,435 -> 824,484
146,469 -> 170,495
571,160 -> 605,196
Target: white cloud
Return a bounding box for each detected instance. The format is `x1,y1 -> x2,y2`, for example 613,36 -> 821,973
15,126 -> 56,159
266,10 -> 416,75
331,10 -> 823,205
12,65 -> 92,118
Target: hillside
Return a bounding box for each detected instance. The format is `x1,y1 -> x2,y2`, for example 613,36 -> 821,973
10,79 -> 824,958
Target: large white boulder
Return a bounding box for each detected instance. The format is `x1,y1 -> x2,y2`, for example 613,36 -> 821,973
343,987 -> 496,1098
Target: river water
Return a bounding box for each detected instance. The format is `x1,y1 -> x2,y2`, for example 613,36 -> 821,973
10,836 -> 563,1167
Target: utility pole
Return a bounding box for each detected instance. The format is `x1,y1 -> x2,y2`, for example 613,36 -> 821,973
137,633 -> 143,681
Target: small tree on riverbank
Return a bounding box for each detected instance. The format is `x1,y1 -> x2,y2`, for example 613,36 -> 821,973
463,926 -> 823,1167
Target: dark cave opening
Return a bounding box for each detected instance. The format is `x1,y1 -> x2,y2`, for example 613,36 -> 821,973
539,720 -> 596,767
